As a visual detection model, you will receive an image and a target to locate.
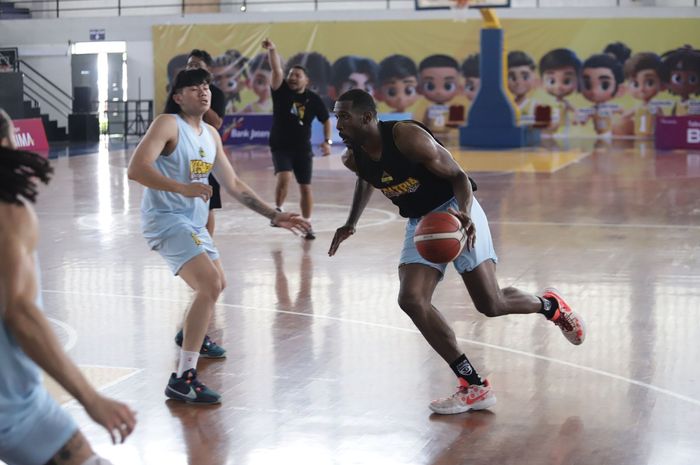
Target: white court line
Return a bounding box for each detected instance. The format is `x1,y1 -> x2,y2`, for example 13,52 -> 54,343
490,220 -> 700,231
43,289 -> 700,408
47,317 -> 78,352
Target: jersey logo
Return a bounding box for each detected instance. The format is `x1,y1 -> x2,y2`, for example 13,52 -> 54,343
291,102 -> 306,125
380,177 -> 420,198
191,233 -> 203,246
189,160 -> 213,180
381,171 -> 394,183
198,147 -> 207,158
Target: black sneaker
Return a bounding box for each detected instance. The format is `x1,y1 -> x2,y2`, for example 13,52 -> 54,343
270,207 -> 283,227
165,369 -> 221,404
175,330 -> 226,359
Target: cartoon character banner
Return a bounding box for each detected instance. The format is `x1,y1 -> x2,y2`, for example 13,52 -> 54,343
153,19 -> 700,141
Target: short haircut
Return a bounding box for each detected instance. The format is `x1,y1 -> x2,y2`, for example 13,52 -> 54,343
604,42 -> 632,64
624,52 -> 669,82
583,53 -> 624,85
461,54 -> 480,78
188,49 -> 213,68
508,51 -> 536,70
0,145 -> 53,205
336,89 -> 377,116
419,54 -> 459,72
378,55 -> 417,84
539,48 -> 581,76
331,56 -> 378,90
163,68 -> 212,114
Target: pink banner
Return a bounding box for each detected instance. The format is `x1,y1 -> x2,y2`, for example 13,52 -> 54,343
655,115 -> 700,151
13,118 -> 49,154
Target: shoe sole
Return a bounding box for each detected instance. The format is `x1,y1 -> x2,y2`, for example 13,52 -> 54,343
200,352 -> 227,359
543,287 -> 586,346
165,386 -> 222,405
429,394 -> 497,415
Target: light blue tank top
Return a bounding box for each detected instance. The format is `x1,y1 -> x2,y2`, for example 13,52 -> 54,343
0,258 -> 43,436
140,114 -> 218,245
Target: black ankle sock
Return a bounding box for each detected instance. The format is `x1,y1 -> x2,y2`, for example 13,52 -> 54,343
449,354 -> 484,386
539,296 -> 559,320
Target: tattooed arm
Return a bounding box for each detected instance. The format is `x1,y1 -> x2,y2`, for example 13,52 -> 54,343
210,127 -> 310,234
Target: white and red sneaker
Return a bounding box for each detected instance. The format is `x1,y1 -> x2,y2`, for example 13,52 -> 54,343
429,380 -> 497,415
542,287 -> 586,345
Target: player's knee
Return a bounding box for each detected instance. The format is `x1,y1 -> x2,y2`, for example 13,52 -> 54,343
397,292 -> 430,318
199,276 -> 223,300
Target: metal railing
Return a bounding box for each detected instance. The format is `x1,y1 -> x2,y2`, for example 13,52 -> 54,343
18,59 -> 73,125
2,0 -> 696,19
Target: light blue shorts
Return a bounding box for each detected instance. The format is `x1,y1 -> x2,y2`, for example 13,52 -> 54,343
151,225 -> 220,275
399,197 -> 498,276
0,388 -> 78,465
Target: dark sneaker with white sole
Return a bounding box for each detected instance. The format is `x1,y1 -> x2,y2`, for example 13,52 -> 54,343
175,330 -> 226,359
165,368 -> 221,404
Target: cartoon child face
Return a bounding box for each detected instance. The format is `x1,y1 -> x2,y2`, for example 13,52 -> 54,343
629,69 -> 664,103
249,69 -> 272,100
338,72 -> 374,95
668,70 -> 700,99
543,66 -> 578,100
379,77 -> 419,112
582,67 -> 617,103
507,66 -> 536,99
212,62 -> 246,99
419,67 -> 460,105
464,77 -> 480,101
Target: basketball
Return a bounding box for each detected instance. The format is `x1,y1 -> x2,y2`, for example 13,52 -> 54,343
413,212 -> 466,264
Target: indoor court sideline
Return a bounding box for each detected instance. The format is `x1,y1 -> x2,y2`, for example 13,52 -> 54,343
28,139 -> 700,465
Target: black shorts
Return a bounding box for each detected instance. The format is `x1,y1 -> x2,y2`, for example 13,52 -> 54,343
271,149 -> 313,185
208,174 -> 222,210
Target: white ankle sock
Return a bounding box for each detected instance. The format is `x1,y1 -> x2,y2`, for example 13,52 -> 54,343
177,350 -> 200,377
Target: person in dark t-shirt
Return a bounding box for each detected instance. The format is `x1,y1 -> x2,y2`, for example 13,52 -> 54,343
186,49 -> 227,237
263,38 -> 333,240
329,89 -> 587,415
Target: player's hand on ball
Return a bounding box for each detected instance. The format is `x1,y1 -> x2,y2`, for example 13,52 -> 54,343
272,211 -> 310,235
328,225 -> 355,256
179,182 -> 213,202
448,207 -> 476,251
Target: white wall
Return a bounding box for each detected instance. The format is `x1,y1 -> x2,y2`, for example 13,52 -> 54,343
1,6 -> 697,128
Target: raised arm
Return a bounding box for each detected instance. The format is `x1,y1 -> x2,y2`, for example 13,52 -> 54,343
127,114 -> 212,202
393,122 -> 476,249
262,38 -> 284,91
0,204 -> 136,444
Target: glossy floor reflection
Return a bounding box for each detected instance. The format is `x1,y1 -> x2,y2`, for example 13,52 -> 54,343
27,138 -> 700,465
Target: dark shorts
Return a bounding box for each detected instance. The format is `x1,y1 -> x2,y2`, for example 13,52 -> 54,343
271,149 -> 313,185
208,174 -> 221,210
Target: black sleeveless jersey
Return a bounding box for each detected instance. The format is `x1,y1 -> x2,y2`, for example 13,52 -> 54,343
353,120 -> 476,218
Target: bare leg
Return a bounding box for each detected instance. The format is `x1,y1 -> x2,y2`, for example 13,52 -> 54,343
274,171 -> 293,209
398,264 -> 462,364
299,183 -> 313,219
177,253 -> 224,353
206,210 -> 215,237
461,259 -> 541,317
45,430 -> 94,465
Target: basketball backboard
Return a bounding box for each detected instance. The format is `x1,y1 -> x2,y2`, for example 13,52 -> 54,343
414,0 -> 510,10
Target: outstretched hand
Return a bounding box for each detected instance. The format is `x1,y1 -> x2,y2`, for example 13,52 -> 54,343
448,207 -> 476,251
328,225 -> 355,256
84,394 -> 137,444
262,38 -> 276,50
272,211 -> 310,236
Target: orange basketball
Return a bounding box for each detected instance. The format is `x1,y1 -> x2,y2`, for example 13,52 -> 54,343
414,212 -> 466,264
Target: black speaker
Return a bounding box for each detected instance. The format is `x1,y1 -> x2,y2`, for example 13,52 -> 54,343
68,113 -> 99,142
0,72 -> 25,118
73,86 -> 93,113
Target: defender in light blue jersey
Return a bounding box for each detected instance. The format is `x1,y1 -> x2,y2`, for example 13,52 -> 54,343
128,69 -> 310,404
0,111 -> 136,465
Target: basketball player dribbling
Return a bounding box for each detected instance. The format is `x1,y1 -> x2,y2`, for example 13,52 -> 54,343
128,69 -> 310,404
0,110 -> 136,465
328,90 -> 586,414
